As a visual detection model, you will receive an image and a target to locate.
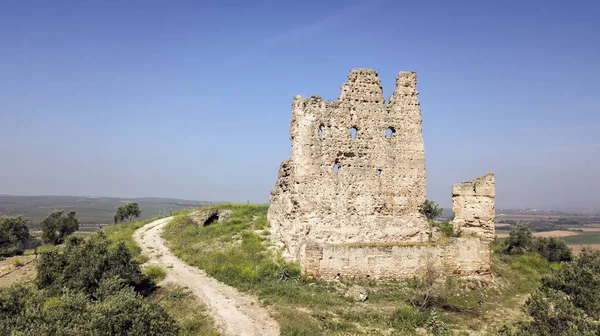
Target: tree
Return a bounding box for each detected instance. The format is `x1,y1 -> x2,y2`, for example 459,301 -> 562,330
40,210 -> 80,245
420,200 -> 443,220
114,202 -> 141,223
534,237 -> 573,262
0,215 -> 31,257
506,223 -> 534,254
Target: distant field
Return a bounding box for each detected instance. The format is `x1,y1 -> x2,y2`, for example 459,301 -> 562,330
495,230 -> 578,238
570,244 -> 600,254
560,231 -> 600,245
0,195 -> 210,228
570,226 -> 600,231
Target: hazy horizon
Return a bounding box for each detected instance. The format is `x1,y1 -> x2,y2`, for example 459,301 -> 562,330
1,1 -> 599,210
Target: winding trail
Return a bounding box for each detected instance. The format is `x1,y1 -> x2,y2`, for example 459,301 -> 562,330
133,217 -> 280,336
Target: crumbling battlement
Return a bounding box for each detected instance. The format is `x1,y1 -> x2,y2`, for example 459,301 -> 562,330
452,172 -> 495,239
268,69 -> 494,279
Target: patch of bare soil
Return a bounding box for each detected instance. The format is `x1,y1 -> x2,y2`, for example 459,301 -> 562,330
569,244 -> 600,254
134,217 -> 280,336
569,227 -> 600,232
0,255 -> 37,287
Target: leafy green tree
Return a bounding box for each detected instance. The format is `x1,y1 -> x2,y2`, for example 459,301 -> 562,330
420,200 -> 443,220
0,215 -> 30,257
534,237 -> 573,262
499,249 -> 600,335
114,202 -> 142,223
506,223 -> 534,254
40,210 -> 80,244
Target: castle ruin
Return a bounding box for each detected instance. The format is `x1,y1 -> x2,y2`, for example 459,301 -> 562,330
268,69 -> 494,279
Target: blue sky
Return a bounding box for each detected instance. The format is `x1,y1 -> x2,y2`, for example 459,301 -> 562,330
1,0 -> 599,210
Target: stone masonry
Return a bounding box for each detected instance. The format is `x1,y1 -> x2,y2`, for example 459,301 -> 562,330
268,69 -> 494,279
452,172 -> 495,239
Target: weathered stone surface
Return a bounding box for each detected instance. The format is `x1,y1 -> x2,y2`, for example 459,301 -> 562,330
189,208 -> 232,226
268,69 -> 429,261
268,68 -> 494,279
451,173 -> 495,239
344,285 -> 369,301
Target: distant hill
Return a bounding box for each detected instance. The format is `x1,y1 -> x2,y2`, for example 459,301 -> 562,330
0,195 -> 210,228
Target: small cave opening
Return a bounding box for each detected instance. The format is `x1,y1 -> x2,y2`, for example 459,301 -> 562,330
318,125 -> 324,140
203,212 -> 220,226
376,169 -> 382,176
386,127 -> 396,139
349,127 -> 357,139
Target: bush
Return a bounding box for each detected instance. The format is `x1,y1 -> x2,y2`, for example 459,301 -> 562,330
499,249 -> 600,335
0,215 -> 30,257
144,265 -> 167,283
0,231 -> 179,335
36,232 -> 150,296
534,237 -> 573,262
420,200 -> 443,220
506,223 -> 534,254
430,220 -> 460,238
12,257 -> 24,268
0,284 -> 179,335
40,210 -> 80,244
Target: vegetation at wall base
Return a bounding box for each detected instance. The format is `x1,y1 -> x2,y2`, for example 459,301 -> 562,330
161,203 -> 570,335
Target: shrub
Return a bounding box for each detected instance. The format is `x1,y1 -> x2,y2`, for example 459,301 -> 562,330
534,237 -> 573,262
420,200 -> 443,220
425,309 -> 451,336
0,284 -> 179,335
0,215 -> 30,257
12,257 -> 24,268
430,220 -> 461,238
144,265 -> 167,283
499,249 -> 600,335
40,210 -> 80,244
506,223 -> 534,254
36,232 -> 150,296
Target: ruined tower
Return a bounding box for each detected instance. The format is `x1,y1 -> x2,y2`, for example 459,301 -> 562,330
269,69 -> 494,279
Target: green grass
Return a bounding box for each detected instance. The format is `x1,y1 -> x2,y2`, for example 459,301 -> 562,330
161,203 -> 560,335
12,258 -> 24,268
144,265 -> 167,283
149,284 -> 221,336
561,231 -> 600,245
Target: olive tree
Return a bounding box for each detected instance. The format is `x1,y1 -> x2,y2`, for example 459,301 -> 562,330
420,200 -> 443,220
0,215 -> 31,257
114,202 -> 141,223
41,210 -> 80,244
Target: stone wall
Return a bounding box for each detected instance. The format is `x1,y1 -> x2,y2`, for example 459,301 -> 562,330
268,69 -> 430,261
268,68 -> 494,279
303,238 -> 491,279
451,173 -> 495,239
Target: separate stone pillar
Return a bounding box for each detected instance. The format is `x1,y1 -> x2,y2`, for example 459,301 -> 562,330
451,172 -> 495,239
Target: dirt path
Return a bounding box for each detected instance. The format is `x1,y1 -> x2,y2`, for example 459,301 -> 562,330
133,217 -> 280,336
